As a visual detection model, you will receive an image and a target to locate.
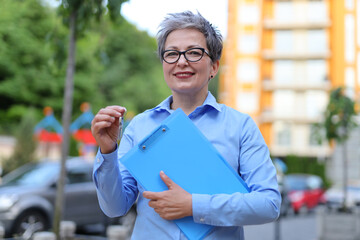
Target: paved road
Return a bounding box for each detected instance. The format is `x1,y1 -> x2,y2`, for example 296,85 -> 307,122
244,212 -> 317,240
83,210 -> 318,240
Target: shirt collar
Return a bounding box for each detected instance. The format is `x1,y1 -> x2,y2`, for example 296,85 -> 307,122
153,91 -> 222,113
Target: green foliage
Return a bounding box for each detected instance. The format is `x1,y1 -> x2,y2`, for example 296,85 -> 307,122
96,20 -> 171,113
284,155 -> 331,188
323,87 -> 357,143
312,87 -> 358,145
69,136 -> 80,156
0,0 -> 171,135
58,0 -> 128,32
312,87 -> 358,210
0,0 -> 61,125
2,109 -> 38,175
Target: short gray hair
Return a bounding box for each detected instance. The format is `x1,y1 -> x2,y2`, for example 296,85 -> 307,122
156,11 -> 223,63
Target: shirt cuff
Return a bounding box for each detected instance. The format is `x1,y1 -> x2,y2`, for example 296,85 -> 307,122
94,145 -> 119,170
93,145 -> 119,188
192,193 -> 211,224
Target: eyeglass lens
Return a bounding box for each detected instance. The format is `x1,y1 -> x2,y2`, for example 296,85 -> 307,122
163,48 -> 205,63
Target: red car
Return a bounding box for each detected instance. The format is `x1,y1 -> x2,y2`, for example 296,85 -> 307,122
282,174 -> 325,215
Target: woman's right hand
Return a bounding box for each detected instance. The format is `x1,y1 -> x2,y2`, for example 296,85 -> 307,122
91,106 -> 127,154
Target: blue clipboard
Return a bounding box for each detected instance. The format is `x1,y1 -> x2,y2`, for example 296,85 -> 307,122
120,108 -> 250,240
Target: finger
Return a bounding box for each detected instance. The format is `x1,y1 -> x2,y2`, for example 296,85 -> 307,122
93,113 -> 117,124
148,199 -> 161,209
98,107 -> 123,118
107,106 -> 127,116
91,115 -> 117,135
160,171 -> 175,189
143,191 -> 161,200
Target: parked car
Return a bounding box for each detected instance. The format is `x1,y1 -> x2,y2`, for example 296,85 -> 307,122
0,157 -> 135,238
324,180 -> 360,210
278,182 -> 292,217
281,174 -> 325,215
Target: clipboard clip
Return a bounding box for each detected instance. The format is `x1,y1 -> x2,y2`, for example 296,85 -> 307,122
139,125 -> 168,151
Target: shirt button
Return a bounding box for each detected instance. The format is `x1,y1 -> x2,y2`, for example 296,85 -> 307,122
97,158 -> 100,163
200,218 -> 205,222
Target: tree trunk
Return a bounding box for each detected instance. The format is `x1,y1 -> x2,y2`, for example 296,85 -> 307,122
342,140 -> 348,211
53,9 -> 77,240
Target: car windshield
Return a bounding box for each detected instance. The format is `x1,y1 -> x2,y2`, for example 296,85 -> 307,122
2,163 -> 58,187
284,176 -> 308,190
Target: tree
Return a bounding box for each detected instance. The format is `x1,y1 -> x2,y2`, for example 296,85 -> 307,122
315,87 -> 357,211
0,0 -> 169,136
0,0 -> 62,133
54,1 -> 127,238
97,20 -> 170,113
1,109 -> 38,175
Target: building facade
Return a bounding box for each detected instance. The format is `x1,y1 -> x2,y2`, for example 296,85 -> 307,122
220,0 -> 360,160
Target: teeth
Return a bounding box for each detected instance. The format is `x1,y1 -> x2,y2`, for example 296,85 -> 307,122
176,73 -> 192,76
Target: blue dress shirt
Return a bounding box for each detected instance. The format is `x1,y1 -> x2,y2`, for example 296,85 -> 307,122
93,92 -> 281,239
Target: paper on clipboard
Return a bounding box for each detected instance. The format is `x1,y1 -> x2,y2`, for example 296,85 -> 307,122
120,108 -> 250,240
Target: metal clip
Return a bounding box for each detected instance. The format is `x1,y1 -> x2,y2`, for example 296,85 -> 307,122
118,109 -> 127,143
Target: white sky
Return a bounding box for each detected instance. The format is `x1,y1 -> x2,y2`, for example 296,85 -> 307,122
121,0 -> 228,37
45,0 -> 228,37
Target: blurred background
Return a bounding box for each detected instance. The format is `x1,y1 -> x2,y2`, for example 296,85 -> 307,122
0,0 -> 360,239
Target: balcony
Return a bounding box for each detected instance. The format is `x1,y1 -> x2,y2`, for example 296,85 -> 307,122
263,19 -> 331,30
262,50 -> 331,60
260,110 -> 321,124
262,80 -> 331,91
269,144 -> 332,158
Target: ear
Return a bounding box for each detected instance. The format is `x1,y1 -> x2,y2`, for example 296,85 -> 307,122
210,60 -> 220,79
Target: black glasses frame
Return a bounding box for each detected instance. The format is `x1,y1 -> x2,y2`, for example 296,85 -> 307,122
161,47 -> 211,64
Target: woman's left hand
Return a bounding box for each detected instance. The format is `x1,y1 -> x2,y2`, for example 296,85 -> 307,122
143,171 -> 192,220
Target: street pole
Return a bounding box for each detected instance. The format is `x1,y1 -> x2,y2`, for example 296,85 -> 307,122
274,216 -> 281,240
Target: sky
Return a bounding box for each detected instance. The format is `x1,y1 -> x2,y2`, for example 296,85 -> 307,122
45,0 -> 228,37
120,0 -> 228,37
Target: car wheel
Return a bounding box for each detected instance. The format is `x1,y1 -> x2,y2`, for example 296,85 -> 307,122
296,205 -> 308,215
11,210 -> 50,239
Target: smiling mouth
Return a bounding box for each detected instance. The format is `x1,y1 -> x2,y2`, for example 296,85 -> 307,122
174,72 -> 195,77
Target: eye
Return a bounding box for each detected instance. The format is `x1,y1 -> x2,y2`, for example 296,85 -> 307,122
187,49 -> 202,56
164,51 -> 179,58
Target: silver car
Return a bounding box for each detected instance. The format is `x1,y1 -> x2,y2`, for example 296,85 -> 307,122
0,157 -> 129,238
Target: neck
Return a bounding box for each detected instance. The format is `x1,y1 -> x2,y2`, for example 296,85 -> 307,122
171,91 -> 208,115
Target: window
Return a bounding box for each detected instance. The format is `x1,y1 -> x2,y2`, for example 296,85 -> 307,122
307,1 -> 328,22
237,34 -> 259,53
236,92 -> 258,113
274,31 -> 293,53
273,61 -> 295,84
274,122 -> 291,146
305,90 -> 327,118
273,90 -> 295,117
237,60 -> 259,83
67,168 -> 92,184
345,14 -> 355,63
238,4 -> 260,24
307,30 -> 327,53
274,1 -> 293,22
309,124 -> 323,146
306,60 -> 327,84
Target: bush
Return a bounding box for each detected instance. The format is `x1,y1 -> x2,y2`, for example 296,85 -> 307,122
283,155 -> 331,188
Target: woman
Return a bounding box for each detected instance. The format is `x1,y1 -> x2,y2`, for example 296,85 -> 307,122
91,11 -> 281,239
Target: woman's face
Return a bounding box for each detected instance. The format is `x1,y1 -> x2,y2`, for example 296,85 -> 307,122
162,28 -> 219,97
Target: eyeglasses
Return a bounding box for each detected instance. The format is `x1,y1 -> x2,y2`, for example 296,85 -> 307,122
162,48 -> 211,64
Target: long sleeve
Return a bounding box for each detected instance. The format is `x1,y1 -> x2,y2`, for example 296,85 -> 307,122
192,112 -> 281,226
91,92 -> 281,239
92,129 -> 139,218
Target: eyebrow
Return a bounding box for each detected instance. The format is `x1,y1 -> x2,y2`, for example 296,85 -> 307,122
165,45 -> 203,50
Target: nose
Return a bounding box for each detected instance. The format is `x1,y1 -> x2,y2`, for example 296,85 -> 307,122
177,53 -> 188,65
